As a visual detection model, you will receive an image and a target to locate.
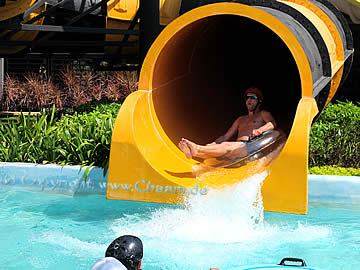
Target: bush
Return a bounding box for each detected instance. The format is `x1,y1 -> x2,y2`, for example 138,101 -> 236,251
59,67 -> 137,108
310,101 -> 360,168
309,166 -> 360,176
3,73 -> 62,111
2,68 -> 137,111
0,103 -> 121,168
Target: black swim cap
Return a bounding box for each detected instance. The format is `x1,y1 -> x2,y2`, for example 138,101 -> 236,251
105,235 -> 143,270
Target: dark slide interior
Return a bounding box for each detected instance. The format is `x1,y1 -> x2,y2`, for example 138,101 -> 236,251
151,15 -> 301,145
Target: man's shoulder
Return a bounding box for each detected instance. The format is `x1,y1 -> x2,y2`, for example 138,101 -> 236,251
260,110 -> 271,113
237,115 -> 247,121
260,110 -> 272,115
260,110 -> 276,122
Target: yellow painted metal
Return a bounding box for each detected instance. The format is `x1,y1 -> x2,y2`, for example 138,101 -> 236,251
107,90 -> 197,203
108,3 -> 317,213
107,0 -> 182,25
0,0 -> 37,21
280,1 -> 338,70
159,0 -> 182,25
284,0 -> 344,62
0,4 -> 46,55
107,0 -> 139,21
262,97 -> 318,214
281,0 -> 345,105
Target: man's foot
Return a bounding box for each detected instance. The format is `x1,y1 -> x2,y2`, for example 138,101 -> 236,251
178,141 -> 192,159
182,139 -> 199,157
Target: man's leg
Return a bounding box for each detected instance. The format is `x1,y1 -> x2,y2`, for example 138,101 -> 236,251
181,139 -> 242,159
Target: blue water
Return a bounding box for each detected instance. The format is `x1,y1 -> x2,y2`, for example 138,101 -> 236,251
1,180 -> 360,270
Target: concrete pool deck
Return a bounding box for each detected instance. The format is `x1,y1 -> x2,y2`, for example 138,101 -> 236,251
0,162 -> 359,201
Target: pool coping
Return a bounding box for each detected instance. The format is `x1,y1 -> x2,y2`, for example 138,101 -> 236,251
0,162 -> 359,200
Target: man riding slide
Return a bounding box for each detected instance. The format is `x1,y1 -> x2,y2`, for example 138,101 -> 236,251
178,87 -> 277,160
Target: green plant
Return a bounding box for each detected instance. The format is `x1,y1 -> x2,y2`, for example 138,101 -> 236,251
309,166 -> 360,176
0,107 -> 58,163
0,103 -> 121,168
310,101 -> 360,168
54,103 -> 120,168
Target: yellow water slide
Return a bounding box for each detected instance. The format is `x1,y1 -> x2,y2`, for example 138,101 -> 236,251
107,0 -> 354,214
0,0 -> 46,54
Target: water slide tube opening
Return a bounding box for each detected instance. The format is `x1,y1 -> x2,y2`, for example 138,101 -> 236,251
147,15 -> 301,148
107,2 -> 352,213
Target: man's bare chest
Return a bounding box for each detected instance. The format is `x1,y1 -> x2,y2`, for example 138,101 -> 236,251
238,116 -> 265,131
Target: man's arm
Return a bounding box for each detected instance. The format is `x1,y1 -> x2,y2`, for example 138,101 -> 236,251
208,117 -> 240,145
251,111 -> 277,136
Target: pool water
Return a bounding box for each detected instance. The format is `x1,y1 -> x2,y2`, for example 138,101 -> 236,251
1,174 -> 359,270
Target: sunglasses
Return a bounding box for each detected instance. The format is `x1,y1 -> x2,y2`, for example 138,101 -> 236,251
246,95 -> 258,100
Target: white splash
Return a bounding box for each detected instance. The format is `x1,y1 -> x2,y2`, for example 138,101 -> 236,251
111,170 -> 332,247
111,172 -> 268,243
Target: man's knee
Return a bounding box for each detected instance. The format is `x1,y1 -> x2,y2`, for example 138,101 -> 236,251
221,142 -> 235,152
221,142 -> 232,147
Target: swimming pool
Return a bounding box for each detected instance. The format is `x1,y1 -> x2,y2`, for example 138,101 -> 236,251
1,175 -> 359,270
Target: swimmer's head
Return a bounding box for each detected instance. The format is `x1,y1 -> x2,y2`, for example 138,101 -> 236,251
105,235 -> 143,270
244,87 -> 263,101
244,87 -> 263,112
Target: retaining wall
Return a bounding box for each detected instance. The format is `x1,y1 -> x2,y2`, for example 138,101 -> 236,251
0,163 -> 359,201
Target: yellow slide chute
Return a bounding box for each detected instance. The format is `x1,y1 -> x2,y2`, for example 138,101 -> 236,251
107,1 -> 353,214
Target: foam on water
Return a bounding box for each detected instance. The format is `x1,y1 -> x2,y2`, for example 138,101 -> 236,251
111,171 -> 331,246
37,231 -> 106,257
